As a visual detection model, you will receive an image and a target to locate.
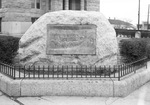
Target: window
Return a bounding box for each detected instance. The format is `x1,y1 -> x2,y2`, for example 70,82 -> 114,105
69,0 -> 81,10
31,0 -> 35,8
0,0 -> 1,8
36,0 -> 40,9
84,0 -> 87,10
49,0 -> 51,10
31,0 -> 41,9
31,17 -> 39,23
63,0 -> 65,10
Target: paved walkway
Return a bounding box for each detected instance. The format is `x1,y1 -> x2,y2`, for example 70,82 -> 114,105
1,81 -> 150,105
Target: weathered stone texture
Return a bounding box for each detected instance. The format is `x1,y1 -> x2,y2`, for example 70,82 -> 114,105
47,24 -> 97,55
18,11 -> 118,67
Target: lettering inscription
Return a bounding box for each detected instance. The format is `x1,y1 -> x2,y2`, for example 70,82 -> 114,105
46,24 -> 97,55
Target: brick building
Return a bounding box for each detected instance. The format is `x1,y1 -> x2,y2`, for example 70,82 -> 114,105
0,0 -> 100,37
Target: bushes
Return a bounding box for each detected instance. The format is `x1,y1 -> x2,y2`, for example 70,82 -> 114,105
146,44 -> 150,59
1,35 -> 150,64
120,38 -> 149,63
0,36 -> 20,63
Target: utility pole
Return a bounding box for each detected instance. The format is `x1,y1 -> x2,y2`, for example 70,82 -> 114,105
138,0 -> 140,30
99,0 -> 100,12
147,4 -> 150,30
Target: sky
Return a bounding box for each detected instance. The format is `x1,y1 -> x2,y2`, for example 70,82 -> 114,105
100,0 -> 150,25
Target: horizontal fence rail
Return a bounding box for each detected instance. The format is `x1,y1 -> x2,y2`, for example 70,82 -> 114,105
0,58 -> 147,81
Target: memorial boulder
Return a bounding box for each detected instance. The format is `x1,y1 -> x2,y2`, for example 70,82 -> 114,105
18,11 -> 118,67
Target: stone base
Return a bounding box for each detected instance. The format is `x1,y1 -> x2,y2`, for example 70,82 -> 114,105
0,63 -> 149,97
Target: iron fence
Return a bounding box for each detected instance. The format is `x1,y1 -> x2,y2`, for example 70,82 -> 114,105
0,58 -> 147,81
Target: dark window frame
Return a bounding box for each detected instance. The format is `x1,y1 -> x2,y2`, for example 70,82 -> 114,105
63,0 -> 65,10
0,0 -> 2,8
31,0 -> 41,9
36,0 -> 40,9
84,0 -> 87,10
69,0 -> 81,10
49,0 -> 51,10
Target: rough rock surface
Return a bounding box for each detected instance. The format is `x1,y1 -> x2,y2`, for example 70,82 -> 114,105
18,10 -> 118,67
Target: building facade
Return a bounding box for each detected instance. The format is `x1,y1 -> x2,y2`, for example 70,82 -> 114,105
0,0 -> 100,37
138,22 -> 150,30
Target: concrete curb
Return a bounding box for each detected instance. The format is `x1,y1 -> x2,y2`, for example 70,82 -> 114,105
0,66 -> 150,97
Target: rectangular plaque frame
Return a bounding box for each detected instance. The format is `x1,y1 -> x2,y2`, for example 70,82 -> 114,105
46,24 -> 97,55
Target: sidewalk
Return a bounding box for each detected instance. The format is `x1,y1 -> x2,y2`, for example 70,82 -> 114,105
1,82 -> 150,105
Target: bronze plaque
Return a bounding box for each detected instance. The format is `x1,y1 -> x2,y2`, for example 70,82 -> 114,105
46,24 -> 97,55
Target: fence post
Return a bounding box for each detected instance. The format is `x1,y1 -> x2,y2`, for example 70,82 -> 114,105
28,66 -> 30,79
71,65 -> 73,78
81,66 -> 82,78
86,65 -> 87,78
76,66 -> 78,78
118,65 -> 120,81
62,66 -> 64,78
43,66 -> 44,78
57,66 -> 58,78
19,66 -> 21,78
99,66 -> 101,77
52,65 -> 54,79
104,66 -> 106,77
14,66 -> 16,79
24,66 -> 26,78
134,64 -> 136,73
48,66 -> 50,78
114,65 -> 115,78
33,66 -> 35,78
0,63 -> 1,72
67,66 -> 68,79
38,66 -> 40,78
95,66 -> 96,78
90,66 -> 92,78
109,66 -> 111,77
